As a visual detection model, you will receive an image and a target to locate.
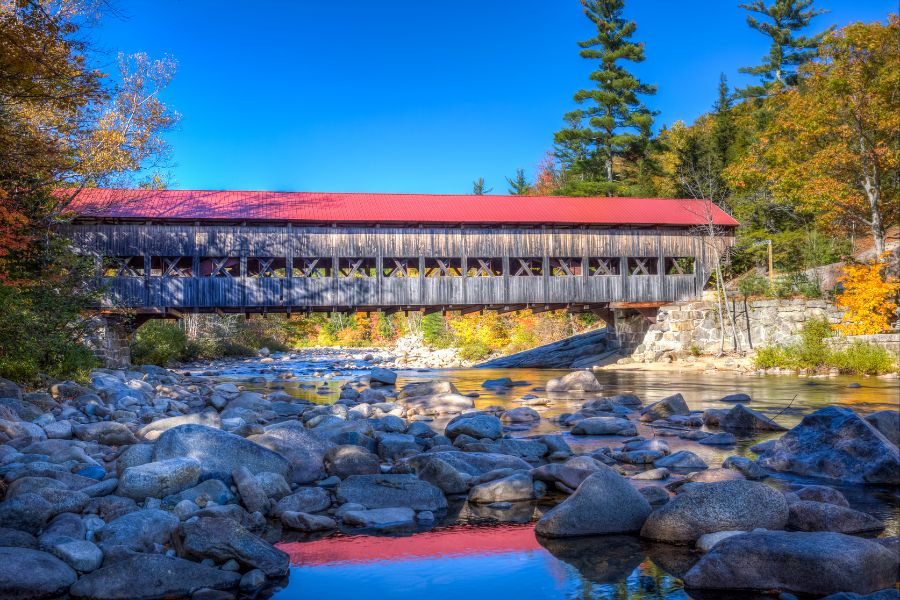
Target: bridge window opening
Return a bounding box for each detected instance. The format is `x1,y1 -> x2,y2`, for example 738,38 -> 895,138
550,257 -> 582,277
466,257 -> 503,277
424,258 -> 462,277
293,257 -> 332,278
383,258 -> 420,278
151,256 -> 193,277
247,257 -> 287,278
511,257 -> 543,277
339,257 -> 377,278
665,257 -> 695,275
627,257 -> 659,276
199,257 -> 240,277
588,257 -> 620,276
103,256 -> 144,277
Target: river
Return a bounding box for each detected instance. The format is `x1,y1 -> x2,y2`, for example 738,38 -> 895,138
186,353 -> 900,600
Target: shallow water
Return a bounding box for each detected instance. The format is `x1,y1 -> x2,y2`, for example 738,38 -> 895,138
187,355 -> 900,600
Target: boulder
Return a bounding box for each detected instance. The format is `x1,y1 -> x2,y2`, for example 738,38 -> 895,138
281,511 -> 337,532
720,393 -> 751,403
653,451 -> 707,471
274,487 -> 331,516
369,367 -> 397,385
137,412 -> 222,441
232,466 -> 269,515
324,445 -> 381,478
482,377 -> 513,389
683,530 -> 898,596
73,421 -> 137,446
401,393 -> 475,416
341,507 -> 416,531
51,539 -> 103,573
571,416 -> 636,436
336,474 -> 447,511
501,406 -> 541,423
444,412 -> 502,441
864,410 -> 900,446
546,370 -> 602,392
154,424 -> 290,483
757,406 -> 900,484
794,485 -> 849,507
248,421 -> 330,484
721,455 -> 767,480
640,480 -> 789,543
0,547 -> 76,599
534,464 -> 652,538
787,500 -> 884,534
117,458 -> 201,500
720,404 -> 786,432
698,432 -> 736,446
400,454 -> 470,495
468,472 -> 533,503
640,393 -> 690,422
531,463 -> 597,491
69,554 -> 241,600
95,509 -> 179,556
398,380 -> 458,399
179,516 -> 289,577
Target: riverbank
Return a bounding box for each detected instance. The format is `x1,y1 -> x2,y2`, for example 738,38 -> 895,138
0,356 -> 897,599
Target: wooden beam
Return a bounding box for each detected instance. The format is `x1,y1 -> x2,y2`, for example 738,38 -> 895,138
459,305 -> 484,315
610,301 -> 668,309
495,304 -> 527,315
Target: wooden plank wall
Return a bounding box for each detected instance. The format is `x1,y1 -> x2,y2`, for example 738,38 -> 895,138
64,223 -> 735,310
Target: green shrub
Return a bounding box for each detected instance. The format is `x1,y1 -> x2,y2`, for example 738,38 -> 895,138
457,340 -> 493,362
421,313 -> 454,348
131,320 -> 189,366
771,273 -> 822,299
738,273 -> 770,298
830,342 -> 898,375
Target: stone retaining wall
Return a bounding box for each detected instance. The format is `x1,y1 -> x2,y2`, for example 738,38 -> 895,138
629,298 -> 897,362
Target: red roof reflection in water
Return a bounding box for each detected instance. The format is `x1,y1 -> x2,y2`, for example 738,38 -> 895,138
278,523 -> 542,566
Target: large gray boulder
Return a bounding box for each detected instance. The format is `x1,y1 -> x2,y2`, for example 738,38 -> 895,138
444,412 -> 502,441
640,393 -> 690,422
137,412 -> 222,441
401,393 -> 475,416
0,547 -> 76,599
468,472 -> 533,503
95,508 -> 179,557
73,421 -> 137,446
117,458 -> 201,500
640,480 -> 789,543
336,474 -> 447,511
787,500 -> 884,534
369,367 -> 397,385
546,370 -> 602,392
324,445 -> 381,478
179,516 -> 289,577
249,421 -> 331,484
682,531 -> 898,596
757,406 -> 900,484
571,416 -> 637,436
398,380 -> 458,399
154,424 -> 290,483
721,403 -> 786,431
535,464 -> 652,538
341,507 -> 416,532
69,554 -> 240,600
274,487 -> 331,516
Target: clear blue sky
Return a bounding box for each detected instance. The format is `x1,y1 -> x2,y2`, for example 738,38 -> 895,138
93,0 -> 894,194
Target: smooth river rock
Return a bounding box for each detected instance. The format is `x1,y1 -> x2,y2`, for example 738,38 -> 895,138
640,480 -> 789,543
0,547 -> 76,599
248,421 -> 331,484
154,424 -> 290,483
546,370 -> 603,392
444,412 -> 502,441
69,554 -> 240,600
117,457 -> 201,500
179,516 -> 289,577
757,406 -> 900,484
683,530 -> 898,596
535,464 -> 652,538
336,474 -> 448,511
468,472 -> 534,503
787,500 -> 884,534
639,393 -> 690,422
571,416 -> 637,436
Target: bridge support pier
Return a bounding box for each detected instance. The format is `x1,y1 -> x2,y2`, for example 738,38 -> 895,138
611,308 -> 656,356
91,315 -> 137,368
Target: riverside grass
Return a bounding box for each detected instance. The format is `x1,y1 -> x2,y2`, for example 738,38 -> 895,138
753,319 -> 898,375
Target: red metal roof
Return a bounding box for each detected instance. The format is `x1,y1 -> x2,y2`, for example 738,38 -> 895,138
62,188 -> 739,227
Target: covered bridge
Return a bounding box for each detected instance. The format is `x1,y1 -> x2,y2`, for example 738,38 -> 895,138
64,189 -> 738,317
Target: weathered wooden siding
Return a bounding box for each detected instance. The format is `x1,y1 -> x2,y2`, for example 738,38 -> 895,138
65,223 -> 734,310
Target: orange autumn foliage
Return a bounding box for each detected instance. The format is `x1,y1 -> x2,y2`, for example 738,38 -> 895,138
833,258 -> 899,336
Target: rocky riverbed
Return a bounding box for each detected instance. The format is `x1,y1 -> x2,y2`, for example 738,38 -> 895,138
0,352 -> 897,600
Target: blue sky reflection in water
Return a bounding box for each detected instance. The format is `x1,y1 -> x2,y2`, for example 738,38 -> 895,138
277,524 -> 689,600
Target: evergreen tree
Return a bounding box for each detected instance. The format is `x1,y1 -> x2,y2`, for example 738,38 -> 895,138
553,0 -> 656,196
738,0 -> 834,97
472,177 -> 492,195
506,169 -> 531,195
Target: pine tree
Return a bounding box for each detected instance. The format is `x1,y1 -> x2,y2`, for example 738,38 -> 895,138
506,169 -> 531,195
553,0 -> 656,196
738,0 -> 834,97
472,177 -> 492,195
